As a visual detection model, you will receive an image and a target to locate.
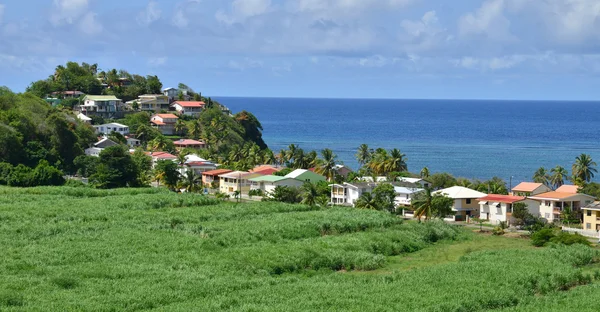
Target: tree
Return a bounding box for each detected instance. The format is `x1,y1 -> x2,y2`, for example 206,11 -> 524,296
146,75 -> 163,94
356,144 -> 372,167
314,149 -> 337,181
355,192 -> 378,210
372,183 -> 397,212
32,160 -> 65,186
429,172 -> 458,190
512,202 -> 532,226
412,188 -> 453,221
179,170 -> 202,193
420,167 -> 430,178
154,160 -> 180,190
533,167 -> 550,187
550,165 -> 569,189
234,111 -> 267,149
131,149 -> 152,187
174,119 -> 188,136
266,186 -> 301,204
108,131 -> 127,145
188,120 -> 202,140
149,135 -> 174,152
73,155 -> 99,178
572,154 -> 597,184
89,146 -> 137,188
300,182 -> 319,207
387,148 -> 407,173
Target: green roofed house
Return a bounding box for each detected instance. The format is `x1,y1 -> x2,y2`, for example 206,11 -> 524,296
79,95 -> 123,118
248,175 -> 305,195
285,169 -> 326,184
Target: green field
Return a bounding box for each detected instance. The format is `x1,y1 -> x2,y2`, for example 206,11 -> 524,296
1,186 -> 599,311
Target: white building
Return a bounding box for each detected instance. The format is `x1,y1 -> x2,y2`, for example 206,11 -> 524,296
150,114 -> 179,135
79,95 -> 122,117
529,191 -> 595,222
126,136 -> 141,148
94,123 -> 130,136
433,186 -> 487,221
397,177 -> 430,188
76,113 -> 92,124
163,87 -> 178,102
394,186 -> 424,207
330,182 -> 378,206
171,101 -> 205,117
84,137 -> 119,157
249,176 -> 304,195
478,194 -> 540,226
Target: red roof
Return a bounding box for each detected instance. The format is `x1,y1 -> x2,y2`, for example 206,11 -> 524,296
478,194 -> 526,204
151,120 -> 166,125
252,168 -> 280,175
174,139 -> 204,146
202,169 -> 233,176
555,185 -> 579,194
173,101 -> 205,108
186,161 -> 210,167
146,151 -> 177,159
512,182 -> 544,192
250,165 -> 283,173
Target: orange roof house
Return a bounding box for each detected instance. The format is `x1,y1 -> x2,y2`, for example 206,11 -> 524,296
511,182 -> 551,196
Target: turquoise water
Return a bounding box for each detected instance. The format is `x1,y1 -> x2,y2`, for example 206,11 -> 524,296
216,97 -> 600,183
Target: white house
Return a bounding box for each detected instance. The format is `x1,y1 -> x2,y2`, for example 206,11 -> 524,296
397,177 -> 430,188
131,94 -> 170,112
79,95 -> 122,117
126,136 -> 141,148
84,137 -> 119,157
249,176 -> 304,195
171,101 -> 205,117
511,182 -> 552,196
434,186 -> 487,221
94,123 -> 130,136
358,176 -> 389,182
529,191 -> 596,222
330,182 -> 378,206
163,87 -> 179,102
478,194 -> 541,226
394,186 -> 424,207
150,114 -> 179,135
76,113 -> 92,124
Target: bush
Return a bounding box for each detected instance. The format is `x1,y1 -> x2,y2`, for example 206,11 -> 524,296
550,232 -> 592,247
531,228 -> 556,247
0,162 -> 13,185
492,226 -> 505,236
64,179 -> 89,188
7,164 -> 34,187
32,160 -> 65,186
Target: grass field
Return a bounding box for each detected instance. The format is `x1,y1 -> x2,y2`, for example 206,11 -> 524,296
0,186 -> 599,311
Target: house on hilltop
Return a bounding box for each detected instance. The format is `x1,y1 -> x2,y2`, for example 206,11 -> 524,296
285,169 -> 326,183
93,123 -> 129,136
511,182 -> 551,196
249,176 -> 304,195
79,95 -> 123,118
171,101 -> 205,117
150,114 -> 179,135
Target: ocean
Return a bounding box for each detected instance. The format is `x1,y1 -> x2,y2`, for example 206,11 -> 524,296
215,97 -> 600,184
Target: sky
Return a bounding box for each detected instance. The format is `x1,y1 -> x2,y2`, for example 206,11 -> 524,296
1,0 -> 600,100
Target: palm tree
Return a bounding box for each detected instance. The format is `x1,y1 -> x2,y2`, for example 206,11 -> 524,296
355,192 -> 378,210
301,182 -> 319,207
315,149 -> 337,181
188,121 -> 202,140
533,167 -> 550,187
412,188 -> 434,221
179,170 -> 202,193
262,149 -> 276,165
356,144 -> 372,167
176,152 -> 188,167
420,167 -> 430,178
150,136 -> 169,151
550,165 -> 569,189
386,148 -> 407,173
276,149 -> 288,166
367,149 -> 389,176
174,119 -> 187,136
287,144 -> 298,164
572,154 -> 597,183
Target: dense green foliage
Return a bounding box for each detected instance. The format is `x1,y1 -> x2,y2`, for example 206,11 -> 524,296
0,186 -> 599,311
532,228 -> 592,247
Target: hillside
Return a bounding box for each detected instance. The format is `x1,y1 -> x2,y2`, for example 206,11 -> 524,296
0,186 -> 599,311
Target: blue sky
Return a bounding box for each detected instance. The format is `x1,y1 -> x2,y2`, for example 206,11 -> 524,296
1,0 -> 600,100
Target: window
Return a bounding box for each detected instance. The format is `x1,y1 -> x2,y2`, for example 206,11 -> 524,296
466,199 -> 472,204
545,213 -> 550,219
587,210 -> 592,217
586,223 -> 592,230
507,204 -> 512,213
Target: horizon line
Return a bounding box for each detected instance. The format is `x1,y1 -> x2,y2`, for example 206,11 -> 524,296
211,95 -> 600,102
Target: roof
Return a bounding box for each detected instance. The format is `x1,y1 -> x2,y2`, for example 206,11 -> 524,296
250,165 -> 283,173
163,87 -> 177,91
84,95 -> 120,101
252,168 -> 280,175
434,186 -> 486,199
172,101 -> 205,108
555,185 -> 579,194
146,152 -> 177,160
153,114 -> 179,119
173,139 -> 204,146
530,191 -> 595,201
219,171 -> 256,179
330,182 -> 378,189
186,161 -> 213,167
94,137 -> 119,148
512,182 -> 544,192
76,113 -> 92,121
398,177 -> 425,184
285,169 -> 324,179
394,186 -> 425,194
95,122 -> 128,128
151,120 -> 166,125
478,194 -> 526,204
53,91 -> 84,95
248,175 -> 293,183
583,202 -> 600,210
202,169 -> 233,176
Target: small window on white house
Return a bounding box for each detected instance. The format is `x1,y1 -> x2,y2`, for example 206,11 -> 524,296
545,213 -> 550,219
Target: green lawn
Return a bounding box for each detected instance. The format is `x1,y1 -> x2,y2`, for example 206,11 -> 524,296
0,186 -> 599,311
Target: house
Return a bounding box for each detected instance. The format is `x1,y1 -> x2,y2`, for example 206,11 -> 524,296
76,113 -> 92,124
478,195 -> 540,226
171,101 -> 205,117
202,169 -> 233,188
51,90 -> 84,99
285,169 -> 326,183
332,165 -> 353,179
146,151 -> 177,167
582,202 -> 600,231
79,95 -> 122,117
394,186 -> 425,207
126,136 -> 141,148
249,176 -> 304,195
219,171 -> 264,194
359,176 -> 389,182
511,182 -> 551,196
529,191 -> 596,222
151,114 -> 179,135
555,185 -> 580,194
250,165 -> 283,175
163,87 -> 179,102
84,138 -> 119,157
397,177 -> 430,188
433,186 -> 487,221
132,94 -> 170,112
94,123 -> 130,136
330,182 -> 378,206
173,139 -> 206,150
182,161 -> 218,176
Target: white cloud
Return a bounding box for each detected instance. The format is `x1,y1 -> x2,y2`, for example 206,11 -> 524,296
137,1 -> 161,26
49,0 -> 90,26
458,0 -> 514,41
228,58 -> 263,70
216,0 -> 271,24
148,57 -> 167,67
79,12 -> 102,35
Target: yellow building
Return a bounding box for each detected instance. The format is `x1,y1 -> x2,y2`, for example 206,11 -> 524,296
434,186 -> 486,221
583,202 -> 600,232
219,171 -> 263,195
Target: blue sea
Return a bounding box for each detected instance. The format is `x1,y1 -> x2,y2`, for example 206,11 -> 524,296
215,97 -> 600,184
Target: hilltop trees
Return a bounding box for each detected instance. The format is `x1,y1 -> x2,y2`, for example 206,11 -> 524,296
572,154 -> 597,185
533,167 -> 550,187
550,166 -> 569,189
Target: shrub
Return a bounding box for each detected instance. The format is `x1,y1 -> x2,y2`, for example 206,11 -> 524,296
0,162 -> 13,185
492,226 -> 505,236
550,232 -> 592,247
7,164 -> 34,187
32,160 -> 65,186
531,228 -> 556,247
64,179 -> 89,188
